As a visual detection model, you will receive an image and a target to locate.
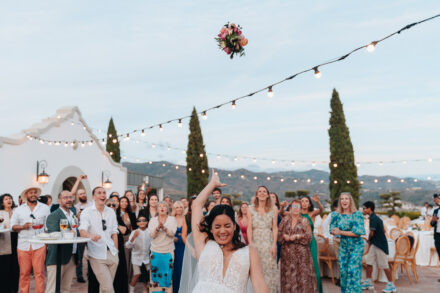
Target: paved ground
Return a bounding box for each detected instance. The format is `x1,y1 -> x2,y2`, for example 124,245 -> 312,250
31,265 -> 440,292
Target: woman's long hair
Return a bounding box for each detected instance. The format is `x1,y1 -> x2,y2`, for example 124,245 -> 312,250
270,192 -> 280,210
199,204 -> 245,250
254,186 -> 272,212
116,196 -> 132,215
0,193 -> 16,210
336,192 -> 357,214
145,194 -> 159,218
237,202 -> 249,219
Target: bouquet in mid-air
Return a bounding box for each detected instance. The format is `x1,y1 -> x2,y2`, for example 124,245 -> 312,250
215,22 -> 248,59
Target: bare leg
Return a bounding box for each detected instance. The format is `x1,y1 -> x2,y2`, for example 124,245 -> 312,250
130,274 -> 140,287
366,265 -> 373,279
384,268 -> 393,282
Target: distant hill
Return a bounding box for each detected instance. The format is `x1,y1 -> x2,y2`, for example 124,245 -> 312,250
123,161 -> 439,205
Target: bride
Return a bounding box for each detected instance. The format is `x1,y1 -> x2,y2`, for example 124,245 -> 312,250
189,170 -> 269,293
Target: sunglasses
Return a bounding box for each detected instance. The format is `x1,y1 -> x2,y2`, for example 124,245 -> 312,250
106,204 -> 116,208
102,219 -> 107,231
291,204 -> 301,209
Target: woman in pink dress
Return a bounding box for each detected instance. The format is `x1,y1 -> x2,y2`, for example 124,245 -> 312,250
237,202 -> 249,244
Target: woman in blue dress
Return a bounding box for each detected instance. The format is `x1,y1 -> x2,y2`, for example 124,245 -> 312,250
330,192 -> 365,293
172,201 -> 187,293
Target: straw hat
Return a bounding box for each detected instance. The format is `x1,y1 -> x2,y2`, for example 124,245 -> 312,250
20,186 -> 42,199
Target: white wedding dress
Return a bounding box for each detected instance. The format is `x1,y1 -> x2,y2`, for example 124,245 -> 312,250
192,240 -> 250,293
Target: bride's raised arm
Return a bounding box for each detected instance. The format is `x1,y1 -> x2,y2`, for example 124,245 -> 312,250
191,169 -> 226,259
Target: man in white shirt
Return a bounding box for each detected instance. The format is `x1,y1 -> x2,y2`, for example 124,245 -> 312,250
11,186 -> 50,293
45,190 -> 78,293
79,186 -> 119,293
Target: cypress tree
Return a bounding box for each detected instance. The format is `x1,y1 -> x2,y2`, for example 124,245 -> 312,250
105,117 -> 121,163
328,89 -> 360,206
186,107 -> 209,197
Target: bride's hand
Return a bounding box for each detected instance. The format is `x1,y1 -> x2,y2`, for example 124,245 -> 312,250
210,169 -> 227,188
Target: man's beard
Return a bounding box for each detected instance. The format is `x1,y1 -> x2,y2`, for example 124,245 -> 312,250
79,197 -> 87,203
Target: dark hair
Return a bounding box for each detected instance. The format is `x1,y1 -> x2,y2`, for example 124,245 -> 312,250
46,195 -> 52,200
300,195 -> 314,212
0,193 -> 16,210
428,204 -> 434,208
220,196 -> 232,206
362,201 -> 375,212
136,190 -> 146,204
270,192 -> 280,210
332,199 -> 339,210
118,196 -> 132,213
186,196 -> 196,226
206,200 -> 216,209
109,194 -> 120,201
237,202 -> 249,218
92,186 -> 104,195
38,195 -> 49,204
199,205 -> 245,250
212,187 -> 222,194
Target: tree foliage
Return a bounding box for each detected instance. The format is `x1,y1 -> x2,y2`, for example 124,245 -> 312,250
380,191 -> 402,214
328,89 -> 360,206
186,107 -> 209,197
105,117 -> 121,163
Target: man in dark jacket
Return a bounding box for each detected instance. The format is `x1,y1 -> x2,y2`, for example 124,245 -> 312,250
45,190 -> 79,293
430,193 -> 440,282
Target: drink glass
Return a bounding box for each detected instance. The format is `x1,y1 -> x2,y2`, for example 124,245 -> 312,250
71,218 -> 78,238
32,219 -> 39,237
60,219 -> 68,239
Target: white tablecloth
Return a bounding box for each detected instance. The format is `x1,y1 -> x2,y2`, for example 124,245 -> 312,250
413,230 -> 437,266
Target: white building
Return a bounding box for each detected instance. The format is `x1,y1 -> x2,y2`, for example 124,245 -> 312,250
0,107 -> 127,203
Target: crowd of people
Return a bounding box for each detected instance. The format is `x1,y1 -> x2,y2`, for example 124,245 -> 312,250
0,172 -> 439,293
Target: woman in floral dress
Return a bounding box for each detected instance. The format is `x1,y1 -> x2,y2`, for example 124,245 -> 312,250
247,186 -> 279,293
330,192 -> 365,293
278,199 -> 317,293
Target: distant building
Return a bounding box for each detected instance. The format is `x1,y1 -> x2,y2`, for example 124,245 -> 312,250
127,170 -> 164,199
0,107 -> 134,203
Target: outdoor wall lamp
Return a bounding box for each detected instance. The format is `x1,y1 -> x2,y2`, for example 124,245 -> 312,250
36,160 -> 50,184
102,170 -> 112,189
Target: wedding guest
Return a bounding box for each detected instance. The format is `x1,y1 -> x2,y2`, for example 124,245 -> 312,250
247,186 -> 280,293
18,195 -> 24,206
140,194 -> 159,221
237,202 -> 249,244
125,215 -> 151,293
300,194 -> 323,293
330,192 -> 365,293
322,199 -> 338,239
111,195 -> 129,293
72,175 -> 92,284
270,192 -> 283,262
117,196 -> 137,282
46,195 -> 53,207
79,186 -> 119,293
361,201 -> 396,292
220,196 -> 232,206
278,199 -> 317,293
45,191 -> 78,293
212,187 -> 222,205
427,204 -> 434,217
421,202 -> 430,219
164,196 -> 174,213
109,194 -> 120,210
147,201 -> 177,289
136,190 -> 147,215
124,190 -> 137,212
11,186 -> 50,293
172,201 -> 187,293
430,193 -> 440,282
180,197 -> 189,214
206,200 -> 216,214
0,193 -> 19,293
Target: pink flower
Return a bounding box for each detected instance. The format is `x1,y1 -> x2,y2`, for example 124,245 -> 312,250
220,27 -> 227,34
230,23 -> 236,28
240,38 -> 248,47
218,31 -> 228,40
224,47 -> 232,54
236,44 -> 240,50
237,30 -> 242,35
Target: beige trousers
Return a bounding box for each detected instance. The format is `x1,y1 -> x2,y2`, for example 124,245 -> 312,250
45,256 -> 76,293
89,250 -> 119,293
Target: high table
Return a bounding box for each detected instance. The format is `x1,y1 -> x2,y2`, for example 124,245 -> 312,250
30,237 -> 90,293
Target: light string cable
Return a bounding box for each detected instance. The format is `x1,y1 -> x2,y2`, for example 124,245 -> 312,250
26,13 -> 440,145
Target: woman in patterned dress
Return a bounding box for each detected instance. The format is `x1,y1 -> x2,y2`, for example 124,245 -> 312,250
278,199 -> 317,293
330,192 -> 365,293
247,186 -> 280,293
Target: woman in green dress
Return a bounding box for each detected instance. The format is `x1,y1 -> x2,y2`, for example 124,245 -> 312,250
300,194 -> 323,293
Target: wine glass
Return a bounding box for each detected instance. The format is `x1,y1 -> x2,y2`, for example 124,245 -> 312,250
71,218 -> 78,238
32,219 -> 39,237
60,219 -> 68,239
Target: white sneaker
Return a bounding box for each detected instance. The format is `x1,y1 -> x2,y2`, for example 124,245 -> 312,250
129,285 -> 135,293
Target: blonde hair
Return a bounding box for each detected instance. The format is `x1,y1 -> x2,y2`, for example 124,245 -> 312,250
337,192 -> 357,214
172,201 -> 184,216
254,186 -> 273,212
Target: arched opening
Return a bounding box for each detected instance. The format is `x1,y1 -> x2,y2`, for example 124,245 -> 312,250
51,166 -> 92,203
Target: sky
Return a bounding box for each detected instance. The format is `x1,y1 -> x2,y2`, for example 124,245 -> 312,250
1,1 -> 439,178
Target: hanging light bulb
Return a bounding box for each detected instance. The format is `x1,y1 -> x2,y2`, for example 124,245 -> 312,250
70,121 -> 75,126
253,176 -> 258,180
152,144 -> 156,148
112,138 -> 117,144
234,157 -> 238,161
387,179 -> 391,183
231,100 -> 236,109
159,124 -> 163,131
81,142 -> 85,147
126,133 -> 130,140
199,153 -> 204,158
240,175 -> 245,179
290,161 -> 295,166
178,119 -> 182,128
360,181 -> 364,184
227,173 -> 232,177
55,141 -> 60,146
307,178 -> 311,183
253,158 -> 257,162
333,180 -> 338,184
347,180 -> 351,184
366,41 -> 377,52
47,141 -> 52,146
162,163 -> 166,167
108,134 -> 112,138
320,179 -> 324,184
293,179 -> 298,183
400,179 -> 405,183
188,167 -> 192,172
141,129 -> 146,136
312,161 -> 316,166
272,160 -> 276,164
280,178 -> 284,182
217,155 -> 221,159
149,161 -> 152,164
202,111 -> 207,120
333,163 -> 338,168
313,67 -> 321,79
88,141 -> 93,146
39,140 -> 44,144
267,86 -> 274,98
266,176 -> 271,181
374,179 -> 378,183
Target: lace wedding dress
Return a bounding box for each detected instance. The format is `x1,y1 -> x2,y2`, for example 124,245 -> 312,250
192,240 -> 250,293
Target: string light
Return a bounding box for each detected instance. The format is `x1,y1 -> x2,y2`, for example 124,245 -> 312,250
231,101 -> 236,109
366,41 -> 377,52
202,111 -> 207,120
333,180 -> 338,184
267,86 -> 274,98
178,120 -> 182,128
28,14 -> 440,146
313,67 -> 321,79
267,176 -> 271,181
159,124 -> 163,131
112,138 -> 117,144
280,178 -> 285,182
307,178 -> 311,183
333,163 -> 338,168
141,129 -> 146,136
